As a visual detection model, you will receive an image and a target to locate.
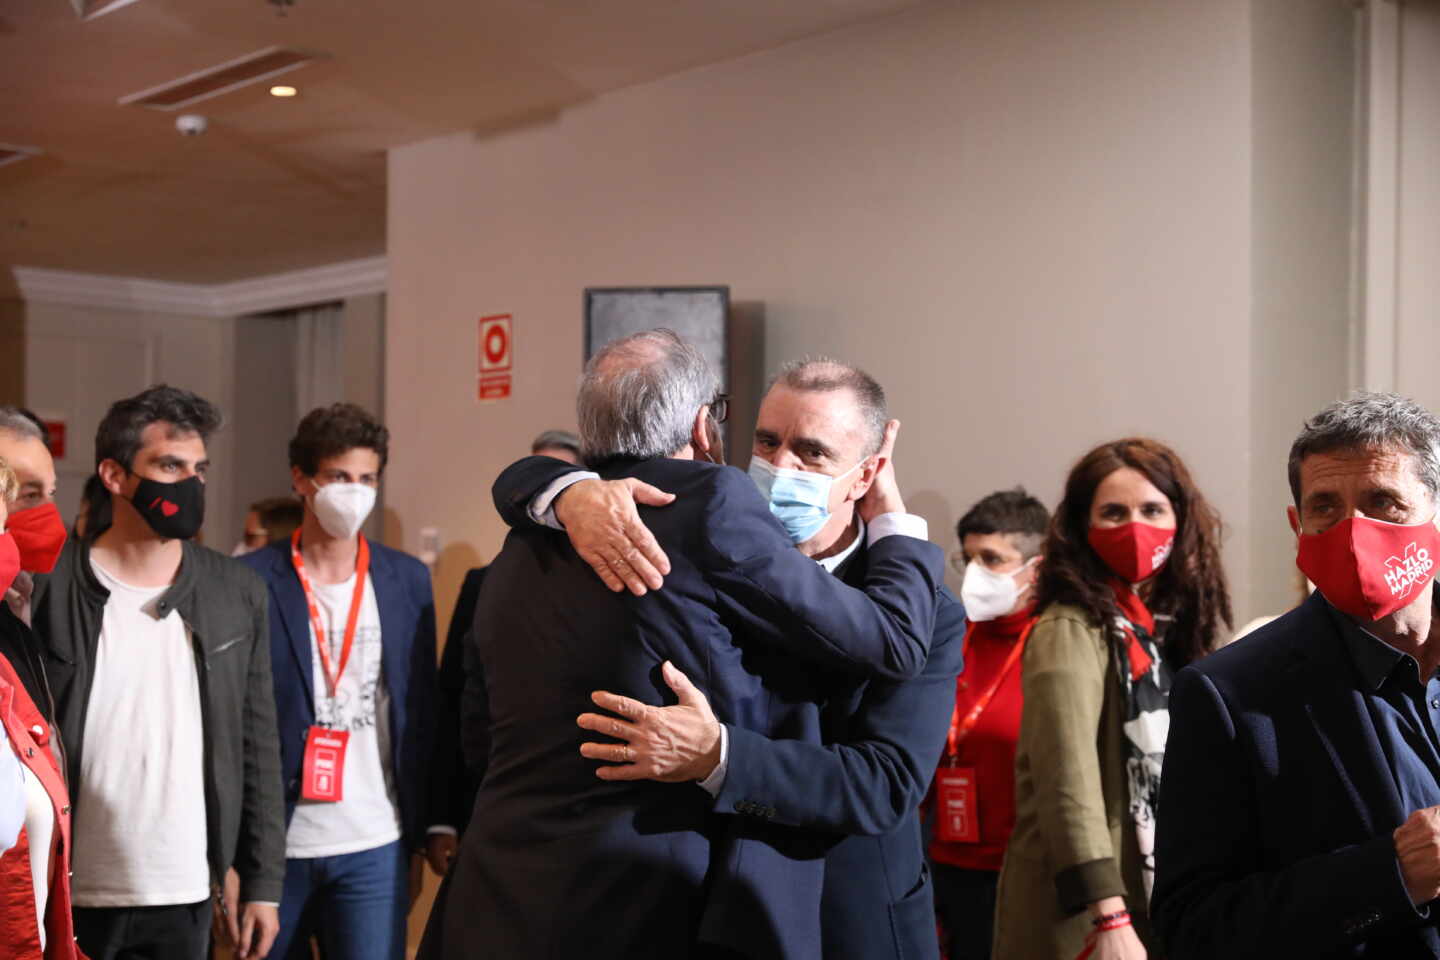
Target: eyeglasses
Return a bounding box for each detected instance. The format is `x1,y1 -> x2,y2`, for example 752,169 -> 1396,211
949,551 -> 968,575
710,394 -> 729,424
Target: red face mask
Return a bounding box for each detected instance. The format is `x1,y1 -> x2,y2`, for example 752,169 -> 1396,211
0,533 -> 18,596
7,502 -> 67,574
1296,515 -> 1440,622
1088,522 -> 1176,583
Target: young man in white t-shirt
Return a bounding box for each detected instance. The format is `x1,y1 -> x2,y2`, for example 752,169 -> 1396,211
240,403 -> 436,960
32,385 -> 286,960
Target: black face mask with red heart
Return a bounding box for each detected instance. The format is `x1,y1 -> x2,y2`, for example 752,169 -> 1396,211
129,474 -> 205,541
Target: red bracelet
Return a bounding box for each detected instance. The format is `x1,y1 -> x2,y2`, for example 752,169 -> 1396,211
1092,909 -> 1131,931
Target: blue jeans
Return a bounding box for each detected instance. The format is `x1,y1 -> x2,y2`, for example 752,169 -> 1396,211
272,840 -> 408,960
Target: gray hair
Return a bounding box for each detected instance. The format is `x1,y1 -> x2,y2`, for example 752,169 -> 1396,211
1288,391 -> 1440,506
0,407 -> 44,443
577,329 -> 718,466
766,357 -> 887,456
530,429 -> 580,456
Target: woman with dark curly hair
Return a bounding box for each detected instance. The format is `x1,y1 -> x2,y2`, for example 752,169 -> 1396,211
992,438 -> 1232,960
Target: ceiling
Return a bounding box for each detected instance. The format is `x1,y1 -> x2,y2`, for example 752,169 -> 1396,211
0,0 -> 927,284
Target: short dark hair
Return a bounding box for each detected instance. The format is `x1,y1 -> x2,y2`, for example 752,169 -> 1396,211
768,357 -> 887,456
95,385 -> 223,470
1288,391 -> 1440,507
289,403 -> 390,475
253,496 -> 304,543
956,487 -> 1050,559
531,429 -> 580,456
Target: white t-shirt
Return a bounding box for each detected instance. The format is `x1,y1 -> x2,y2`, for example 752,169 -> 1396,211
285,572 -> 401,859
72,560 -> 209,907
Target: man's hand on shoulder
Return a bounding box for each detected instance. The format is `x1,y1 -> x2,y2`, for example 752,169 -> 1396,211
858,419 -> 906,524
1396,806 -> 1440,905
577,661 -> 720,782
554,478 -> 675,596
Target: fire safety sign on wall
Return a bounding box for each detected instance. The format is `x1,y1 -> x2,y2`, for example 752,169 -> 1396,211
478,314 -> 513,402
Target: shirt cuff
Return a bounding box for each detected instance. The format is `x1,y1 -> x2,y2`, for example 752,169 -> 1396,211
427,825 -> 458,837
529,472 -> 600,530
697,723 -> 730,797
867,512 -> 929,544
244,902 -> 281,909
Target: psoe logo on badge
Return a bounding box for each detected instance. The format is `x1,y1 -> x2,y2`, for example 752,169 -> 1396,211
1384,543 -> 1434,599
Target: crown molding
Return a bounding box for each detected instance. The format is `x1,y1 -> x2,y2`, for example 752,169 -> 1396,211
10,256 -> 387,317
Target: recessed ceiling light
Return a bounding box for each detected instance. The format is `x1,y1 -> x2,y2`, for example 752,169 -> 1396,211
270,85 -> 298,98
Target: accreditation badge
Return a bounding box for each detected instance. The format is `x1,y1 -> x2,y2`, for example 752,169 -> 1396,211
300,726 -> 350,802
935,765 -> 980,844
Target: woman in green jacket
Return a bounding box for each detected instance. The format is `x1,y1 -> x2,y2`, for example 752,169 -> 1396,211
993,438 -> 1231,960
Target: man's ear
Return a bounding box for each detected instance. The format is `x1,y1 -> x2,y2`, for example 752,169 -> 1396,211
844,455 -> 880,503
291,465 -> 310,499
97,459 -> 128,498
690,406 -> 712,460
1286,505 -> 1301,537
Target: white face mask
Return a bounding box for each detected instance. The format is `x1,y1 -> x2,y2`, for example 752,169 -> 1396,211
311,482 -> 376,540
960,557 -> 1036,623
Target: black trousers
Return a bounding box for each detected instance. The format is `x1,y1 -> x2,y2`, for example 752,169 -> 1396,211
73,900 -> 210,960
931,863 -> 999,960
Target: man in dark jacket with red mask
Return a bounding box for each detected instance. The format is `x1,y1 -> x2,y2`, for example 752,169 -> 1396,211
1155,392 -> 1440,959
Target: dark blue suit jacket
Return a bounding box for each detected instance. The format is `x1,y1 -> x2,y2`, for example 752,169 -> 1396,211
716,542 -> 966,960
418,456 -> 943,960
241,539 -> 438,851
1152,591 -> 1440,958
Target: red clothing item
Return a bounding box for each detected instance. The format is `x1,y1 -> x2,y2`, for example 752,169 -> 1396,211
0,653 -> 85,960
928,606 -> 1033,872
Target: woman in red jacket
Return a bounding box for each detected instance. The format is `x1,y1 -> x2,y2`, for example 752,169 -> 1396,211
0,457 -> 85,960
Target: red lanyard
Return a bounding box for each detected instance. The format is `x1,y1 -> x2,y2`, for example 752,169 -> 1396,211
290,529 -> 371,700
946,620 -> 1033,759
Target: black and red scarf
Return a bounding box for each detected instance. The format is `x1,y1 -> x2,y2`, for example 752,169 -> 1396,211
1107,578 -> 1172,903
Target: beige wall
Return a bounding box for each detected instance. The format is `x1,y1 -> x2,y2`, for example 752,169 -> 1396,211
23,301 -> 240,549
1394,1 -> 1440,411
387,0 -> 1277,630
1249,0 -> 1356,618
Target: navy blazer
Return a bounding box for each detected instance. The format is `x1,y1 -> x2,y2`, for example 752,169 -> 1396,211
716,541 -> 966,960
241,539 -> 438,852
1152,591 -> 1440,958
418,456 -> 943,960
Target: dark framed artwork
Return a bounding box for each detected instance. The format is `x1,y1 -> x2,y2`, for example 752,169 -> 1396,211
583,286 -> 730,388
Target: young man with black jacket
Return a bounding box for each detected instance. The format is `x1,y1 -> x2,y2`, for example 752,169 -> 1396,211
32,385 -> 285,960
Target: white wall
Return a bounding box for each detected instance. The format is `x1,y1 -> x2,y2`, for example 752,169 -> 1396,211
387,0 -> 1270,631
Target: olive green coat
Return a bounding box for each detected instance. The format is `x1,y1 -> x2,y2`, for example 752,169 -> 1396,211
993,604 -> 1156,958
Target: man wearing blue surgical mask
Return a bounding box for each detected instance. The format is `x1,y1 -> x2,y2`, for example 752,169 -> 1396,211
494,357 -> 967,960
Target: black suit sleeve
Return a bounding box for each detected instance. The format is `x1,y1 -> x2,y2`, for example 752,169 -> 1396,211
426,568 -> 487,833
492,456 -> 586,529
405,556 -> 440,851
460,581 -> 493,788
714,591 -> 965,834
1151,666 -> 1421,957
702,468 -> 942,682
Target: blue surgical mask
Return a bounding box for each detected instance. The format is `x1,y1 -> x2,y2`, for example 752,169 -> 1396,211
748,456 -> 866,544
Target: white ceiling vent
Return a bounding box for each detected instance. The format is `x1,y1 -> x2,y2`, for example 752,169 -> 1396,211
118,47 -> 318,111
69,0 -> 142,19
0,144 -> 44,169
